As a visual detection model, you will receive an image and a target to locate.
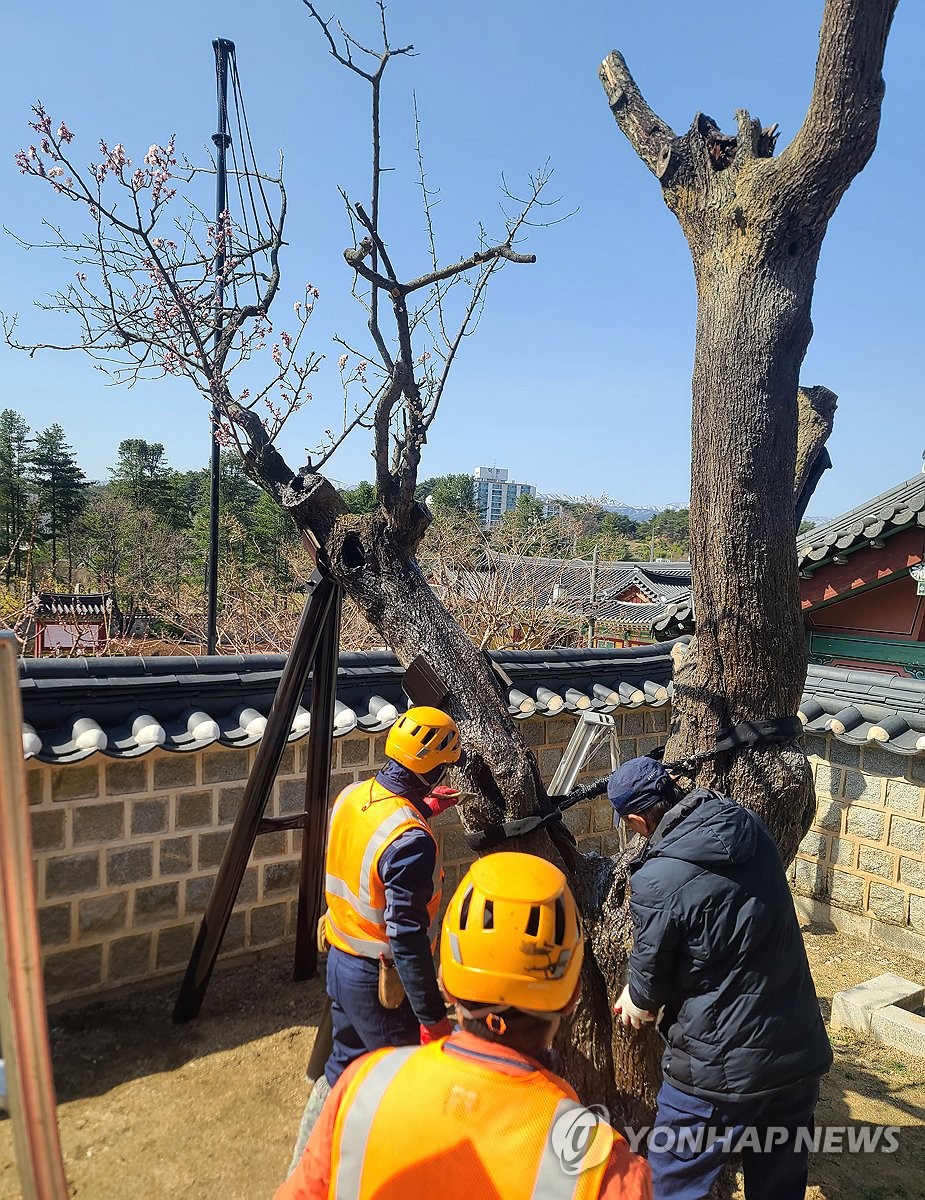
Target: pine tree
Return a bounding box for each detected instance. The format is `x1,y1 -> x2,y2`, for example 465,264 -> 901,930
31,423 -> 87,583
0,409 -> 34,582
109,439 -> 173,512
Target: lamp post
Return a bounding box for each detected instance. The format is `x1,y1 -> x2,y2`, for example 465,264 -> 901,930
205,37 -> 234,655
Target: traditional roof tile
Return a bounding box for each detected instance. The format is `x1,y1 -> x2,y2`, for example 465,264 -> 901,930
797,474 -> 925,568
22,643 -> 925,762
454,553 -> 691,630
30,592 -> 119,620
19,644 -> 679,764
800,663 -> 925,755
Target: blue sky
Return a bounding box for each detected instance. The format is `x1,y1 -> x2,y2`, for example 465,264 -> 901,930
1,1 -> 922,519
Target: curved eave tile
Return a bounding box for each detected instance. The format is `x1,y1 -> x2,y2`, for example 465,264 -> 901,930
507,688 -> 537,718
161,708 -> 223,752
36,716 -> 108,764
355,694 -> 400,732
563,687 -> 593,713
289,705 -> 311,741
105,711 -> 168,757
333,700 -> 358,737
23,722 -> 42,759
216,703 -> 270,749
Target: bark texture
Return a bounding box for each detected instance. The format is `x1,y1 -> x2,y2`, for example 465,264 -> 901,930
599,0 -> 897,850
326,507 -> 625,1109
593,0 -> 899,1133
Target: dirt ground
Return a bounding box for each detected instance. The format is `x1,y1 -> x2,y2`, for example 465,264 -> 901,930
1,924 -> 923,1199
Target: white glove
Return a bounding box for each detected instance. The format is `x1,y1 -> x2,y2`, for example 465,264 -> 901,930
614,983 -> 656,1031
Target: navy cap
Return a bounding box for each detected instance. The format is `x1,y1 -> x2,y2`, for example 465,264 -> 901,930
607,756 -> 671,817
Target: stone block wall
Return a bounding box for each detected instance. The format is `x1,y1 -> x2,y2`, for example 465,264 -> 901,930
32,699 -> 925,1008
792,733 -> 925,960
26,709 -> 672,1007
27,740 -> 319,1003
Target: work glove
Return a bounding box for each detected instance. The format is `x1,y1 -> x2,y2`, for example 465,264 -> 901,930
614,984 -> 656,1031
422,785 -> 463,818
419,1017 -> 454,1044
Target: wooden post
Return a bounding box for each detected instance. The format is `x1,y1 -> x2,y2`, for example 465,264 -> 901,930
0,631 -> 68,1199
173,568 -> 338,1022
293,585 -> 343,980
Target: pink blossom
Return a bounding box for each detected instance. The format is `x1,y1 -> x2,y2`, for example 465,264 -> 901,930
57,123 -> 74,143
30,105 -> 52,135
338,354 -> 348,370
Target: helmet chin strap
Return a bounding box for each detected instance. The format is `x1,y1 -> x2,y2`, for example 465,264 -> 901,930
416,763 -> 448,789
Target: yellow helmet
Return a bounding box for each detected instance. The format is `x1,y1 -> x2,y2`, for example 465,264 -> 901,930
385,706 -> 461,774
440,852 -> 583,1014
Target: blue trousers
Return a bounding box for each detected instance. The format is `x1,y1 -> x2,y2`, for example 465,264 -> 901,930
324,946 -> 418,1086
648,1077 -> 820,1200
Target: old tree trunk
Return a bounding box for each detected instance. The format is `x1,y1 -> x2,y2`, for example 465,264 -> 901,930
240,0 -> 900,1129
595,0 -> 899,1122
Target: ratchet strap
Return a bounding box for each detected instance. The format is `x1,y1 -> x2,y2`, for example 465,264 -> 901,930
464,715 -> 801,852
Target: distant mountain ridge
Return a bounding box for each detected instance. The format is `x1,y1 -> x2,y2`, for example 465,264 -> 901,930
539,494 -> 689,522
602,500 -> 688,522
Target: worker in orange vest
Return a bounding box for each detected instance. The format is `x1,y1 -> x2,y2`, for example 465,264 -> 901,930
288,706 -> 462,1170
278,852 -> 652,1200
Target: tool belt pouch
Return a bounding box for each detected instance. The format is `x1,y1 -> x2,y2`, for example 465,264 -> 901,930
317,914 -> 330,955
378,956 -> 406,1009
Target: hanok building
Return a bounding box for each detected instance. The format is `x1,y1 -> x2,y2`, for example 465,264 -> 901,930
450,552 -> 692,648
799,474 -> 925,677
652,473 -> 925,742
29,592 -> 120,656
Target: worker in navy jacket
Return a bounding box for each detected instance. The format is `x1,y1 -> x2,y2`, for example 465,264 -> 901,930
608,756 -> 832,1200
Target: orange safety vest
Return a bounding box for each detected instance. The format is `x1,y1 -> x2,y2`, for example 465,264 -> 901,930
324,779 -> 442,959
328,1039 -> 616,1199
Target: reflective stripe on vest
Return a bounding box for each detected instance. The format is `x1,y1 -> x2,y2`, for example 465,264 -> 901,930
334,1046 -> 419,1200
534,1100 -> 603,1200
323,914 -> 391,958
324,779 -> 441,959
330,1042 -> 613,1200
325,801 -> 433,925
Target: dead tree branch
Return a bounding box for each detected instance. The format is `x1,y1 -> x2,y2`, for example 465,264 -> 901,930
779,0 -> 899,227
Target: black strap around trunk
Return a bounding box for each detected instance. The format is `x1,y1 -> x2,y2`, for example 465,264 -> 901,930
463,715 -> 802,852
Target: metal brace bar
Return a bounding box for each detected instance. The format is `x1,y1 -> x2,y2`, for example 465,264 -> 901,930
549,711 -> 630,853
